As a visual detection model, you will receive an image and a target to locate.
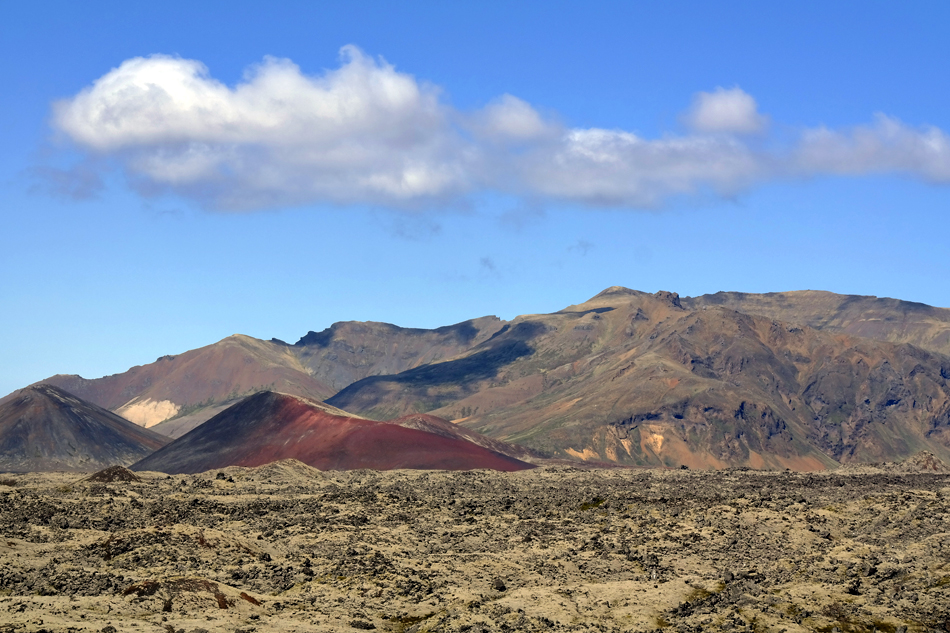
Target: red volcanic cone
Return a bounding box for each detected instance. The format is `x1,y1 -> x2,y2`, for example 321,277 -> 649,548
131,392 -> 533,474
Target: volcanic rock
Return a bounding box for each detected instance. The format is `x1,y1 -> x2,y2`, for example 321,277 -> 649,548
0,466 -> 946,632
14,318 -> 506,431
292,316 -> 508,391
7,286 -> 950,470
33,334 -> 335,429
897,450 -> 950,472
82,465 -> 142,483
388,413 -> 544,463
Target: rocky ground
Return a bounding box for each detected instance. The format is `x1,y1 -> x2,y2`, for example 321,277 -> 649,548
0,461 -> 948,633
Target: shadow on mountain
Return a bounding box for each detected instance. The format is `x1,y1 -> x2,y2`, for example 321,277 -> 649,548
556,307 -> 616,316
329,341 -> 533,394
326,322 -> 544,415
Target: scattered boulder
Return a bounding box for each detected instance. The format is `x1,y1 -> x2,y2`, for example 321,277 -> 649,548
896,451 -> 950,473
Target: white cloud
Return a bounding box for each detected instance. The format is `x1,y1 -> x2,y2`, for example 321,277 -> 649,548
49,49 -> 950,210
683,87 -> 768,135
509,128 -> 766,207
52,46 -> 469,208
794,113 -> 950,182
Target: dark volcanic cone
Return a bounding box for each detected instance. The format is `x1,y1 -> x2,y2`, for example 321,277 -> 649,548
0,385 -> 170,472
82,465 -> 143,483
131,391 -> 533,474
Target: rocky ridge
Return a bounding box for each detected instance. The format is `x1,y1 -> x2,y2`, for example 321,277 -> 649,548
683,290 -> 950,357
15,318 -> 507,431
6,287 -> 950,470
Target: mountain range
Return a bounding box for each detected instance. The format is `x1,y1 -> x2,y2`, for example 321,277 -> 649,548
5,287 -> 950,470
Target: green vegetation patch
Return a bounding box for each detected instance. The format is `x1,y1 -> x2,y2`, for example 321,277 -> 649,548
388,612 -> 437,633
579,497 -> 605,511
684,585 -> 712,602
811,601 -> 908,633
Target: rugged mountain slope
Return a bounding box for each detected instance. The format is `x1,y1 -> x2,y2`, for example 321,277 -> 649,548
683,290 -> 950,356
131,391 -> 533,474
0,384 -> 169,472
328,288 -> 950,469
290,316 -> 507,391
8,287 -> 950,470
16,318 -> 506,431
146,402 -> 239,439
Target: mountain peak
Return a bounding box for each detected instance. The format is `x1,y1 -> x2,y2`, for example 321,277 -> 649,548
652,290 -> 683,309
593,286 -> 641,298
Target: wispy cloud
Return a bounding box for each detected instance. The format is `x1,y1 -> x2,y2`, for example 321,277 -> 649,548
497,201 -> 546,231
378,212 -> 443,241
28,163 -> 104,200
48,47 -> 950,211
479,256 -> 497,272
568,239 -> 594,256
793,113 -> 950,181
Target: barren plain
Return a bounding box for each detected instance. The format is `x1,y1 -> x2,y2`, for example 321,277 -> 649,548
1,460 -> 948,633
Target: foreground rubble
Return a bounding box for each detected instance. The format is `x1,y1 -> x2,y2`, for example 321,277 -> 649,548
0,461 -> 948,632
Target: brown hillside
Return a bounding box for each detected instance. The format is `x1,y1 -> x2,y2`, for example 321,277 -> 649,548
292,316 -> 507,391
40,335 -> 334,429
328,288 -> 950,469
22,318 -> 505,431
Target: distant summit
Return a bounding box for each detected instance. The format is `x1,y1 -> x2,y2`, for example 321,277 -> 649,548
682,289 -> 950,356
28,316 -> 507,431
593,286 -> 642,298
0,385 -> 169,472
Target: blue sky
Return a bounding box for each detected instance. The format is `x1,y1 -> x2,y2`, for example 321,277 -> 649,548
2,1 -> 950,397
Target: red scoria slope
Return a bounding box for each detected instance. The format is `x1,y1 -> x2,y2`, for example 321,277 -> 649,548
130,392 -> 533,474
